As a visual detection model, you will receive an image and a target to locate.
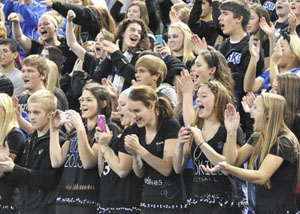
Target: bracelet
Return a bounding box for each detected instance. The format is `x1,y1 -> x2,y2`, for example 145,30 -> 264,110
199,141 -> 206,148
102,147 -> 110,156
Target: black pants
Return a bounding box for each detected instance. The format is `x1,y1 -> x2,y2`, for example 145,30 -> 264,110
56,204 -> 97,214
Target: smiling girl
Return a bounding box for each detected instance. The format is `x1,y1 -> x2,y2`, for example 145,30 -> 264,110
121,86 -> 186,214
173,81 -> 244,213
50,83 -> 117,214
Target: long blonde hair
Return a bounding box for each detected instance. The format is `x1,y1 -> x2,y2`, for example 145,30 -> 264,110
249,93 -> 300,188
0,93 -> 18,145
169,22 -> 195,65
45,59 -> 60,92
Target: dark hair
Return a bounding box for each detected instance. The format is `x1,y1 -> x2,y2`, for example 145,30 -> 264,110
82,82 -> 112,121
199,50 -> 236,104
115,18 -> 150,53
129,85 -> 173,130
42,46 -> 63,74
250,5 -> 271,41
220,0 -> 250,32
0,75 -> 14,96
0,39 -> 19,53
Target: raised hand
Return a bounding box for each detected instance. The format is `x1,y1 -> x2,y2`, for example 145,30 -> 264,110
177,69 -> 195,95
50,110 -> 64,130
189,126 -> 205,146
169,10 -> 180,23
259,17 -> 275,38
102,78 -> 118,99
271,41 -> 283,63
224,103 -> 240,133
288,13 -> 298,35
65,110 -> 84,130
95,126 -> 112,147
7,13 -> 20,23
241,92 -> 255,113
178,126 -> 192,145
67,10 -> 76,22
249,36 -> 260,59
102,40 -> 120,55
191,34 -> 208,55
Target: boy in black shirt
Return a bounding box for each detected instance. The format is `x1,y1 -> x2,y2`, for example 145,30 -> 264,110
0,90 -> 65,214
216,0 -> 264,135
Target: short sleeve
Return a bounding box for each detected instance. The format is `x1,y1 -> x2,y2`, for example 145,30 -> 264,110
6,128 -> 25,156
236,127 -> 244,146
162,118 -> 180,140
246,132 -> 260,147
269,137 -> 297,164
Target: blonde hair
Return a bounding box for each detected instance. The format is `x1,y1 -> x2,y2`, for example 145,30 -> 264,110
288,34 -> 300,67
28,90 -> 57,113
0,22 -> 7,40
248,93 -> 299,188
0,93 -> 18,145
169,22 -> 195,65
171,2 -> 191,24
135,55 -> 167,86
45,59 -> 60,92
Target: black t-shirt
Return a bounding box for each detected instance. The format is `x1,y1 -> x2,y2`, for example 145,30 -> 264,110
274,19 -> 288,39
189,125 -> 244,210
291,114 -> 300,142
99,126 -> 143,213
57,125 -> 99,208
249,137 -> 298,213
0,128 -> 24,211
30,37 -> 77,75
119,118 -> 187,212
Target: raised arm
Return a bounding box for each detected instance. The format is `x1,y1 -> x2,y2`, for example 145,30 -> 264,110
50,110 -> 69,168
67,110 -> 98,169
173,127 -> 191,173
243,36 -> 260,92
178,70 -> 196,126
8,13 -> 32,54
66,10 -> 86,61
95,126 -> 133,178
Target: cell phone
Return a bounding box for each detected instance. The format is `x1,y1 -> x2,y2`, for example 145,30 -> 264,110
97,115 -> 107,132
155,34 -> 164,46
60,112 -> 69,123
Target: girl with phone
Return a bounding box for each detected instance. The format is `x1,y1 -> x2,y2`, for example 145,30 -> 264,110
94,88 -> 143,213
50,82 -> 118,214
122,86 -> 187,214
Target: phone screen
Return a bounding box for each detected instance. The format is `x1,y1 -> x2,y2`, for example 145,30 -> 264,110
155,35 -> 164,46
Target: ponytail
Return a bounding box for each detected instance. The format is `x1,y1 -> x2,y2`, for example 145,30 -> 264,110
155,97 -> 173,130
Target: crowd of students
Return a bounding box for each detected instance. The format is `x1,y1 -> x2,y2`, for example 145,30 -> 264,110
0,0 -> 300,213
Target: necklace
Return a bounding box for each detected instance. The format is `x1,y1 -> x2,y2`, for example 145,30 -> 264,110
201,123 -> 221,142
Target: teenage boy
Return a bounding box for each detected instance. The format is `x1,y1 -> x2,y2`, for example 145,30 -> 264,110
0,90 -> 65,214
0,39 -> 25,96
18,54 -> 68,113
216,0 -> 264,135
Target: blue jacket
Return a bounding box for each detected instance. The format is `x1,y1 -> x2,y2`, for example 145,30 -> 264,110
3,0 -> 46,39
